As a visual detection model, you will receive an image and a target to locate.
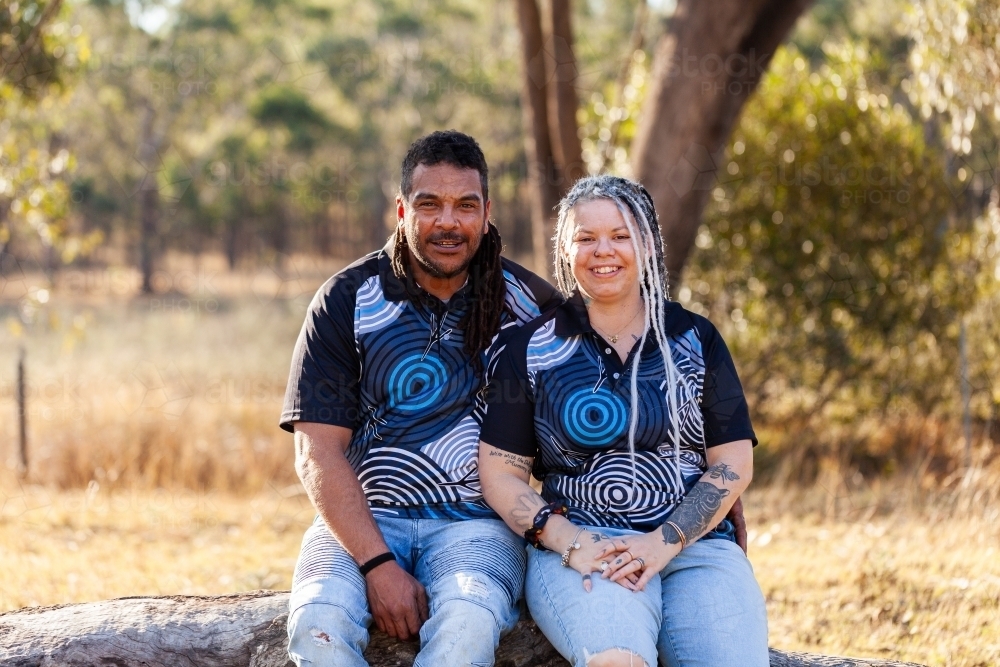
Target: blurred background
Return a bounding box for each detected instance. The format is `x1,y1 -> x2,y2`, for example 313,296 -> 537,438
1,1 -> 999,663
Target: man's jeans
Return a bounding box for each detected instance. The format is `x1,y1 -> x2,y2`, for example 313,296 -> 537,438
287,515 -> 525,667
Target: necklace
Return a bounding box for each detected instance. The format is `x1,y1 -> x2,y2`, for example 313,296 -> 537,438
591,306 -> 644,344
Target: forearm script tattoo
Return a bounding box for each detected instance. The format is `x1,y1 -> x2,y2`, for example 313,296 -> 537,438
488,449 -> 533,475
661,463 -> 740,546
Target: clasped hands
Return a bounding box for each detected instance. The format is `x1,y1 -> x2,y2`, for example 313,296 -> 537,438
565,529 -> 682,593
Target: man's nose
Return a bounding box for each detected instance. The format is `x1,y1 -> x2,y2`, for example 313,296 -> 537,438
436,204 -> 460,227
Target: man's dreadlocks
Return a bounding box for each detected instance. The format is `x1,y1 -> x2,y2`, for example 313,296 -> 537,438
391,131 -> 508,373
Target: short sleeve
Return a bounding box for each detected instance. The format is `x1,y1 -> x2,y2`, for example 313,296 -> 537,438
280,272 -> 362,433
698,321 -> 758,448
479,337 -> 538,457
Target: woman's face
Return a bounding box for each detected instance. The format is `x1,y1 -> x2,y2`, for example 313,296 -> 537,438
564,198 -> 643,305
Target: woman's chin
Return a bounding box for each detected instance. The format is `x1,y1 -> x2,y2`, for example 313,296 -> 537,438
578,283 -> 633,304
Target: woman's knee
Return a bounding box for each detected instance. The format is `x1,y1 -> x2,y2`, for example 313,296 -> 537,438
586,648 -> 650,667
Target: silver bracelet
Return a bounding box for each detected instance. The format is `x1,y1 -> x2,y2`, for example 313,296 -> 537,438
560,527 -> 585,567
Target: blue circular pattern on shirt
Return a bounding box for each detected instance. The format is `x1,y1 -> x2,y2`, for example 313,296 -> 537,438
561,388 -> 628,447
388,354 -> 448,412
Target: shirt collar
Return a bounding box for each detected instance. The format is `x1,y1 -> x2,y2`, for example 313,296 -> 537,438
552,289 -> 693,339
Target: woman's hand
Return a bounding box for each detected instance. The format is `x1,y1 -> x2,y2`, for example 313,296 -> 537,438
601,530 -> 681,592
565,530 -> 640,592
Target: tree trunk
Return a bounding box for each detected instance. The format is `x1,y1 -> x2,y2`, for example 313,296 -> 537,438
137,101 -> 163,295
544,0 -> 585,187
631,0 -> 813,291
516,0 -> 563,277
0,591 -> 927,667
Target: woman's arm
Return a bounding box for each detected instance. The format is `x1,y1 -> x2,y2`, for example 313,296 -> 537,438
604,438 -> 753,591
478,441 -> 622,591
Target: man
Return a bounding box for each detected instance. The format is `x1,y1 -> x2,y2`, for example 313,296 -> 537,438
280,130 -> 562,666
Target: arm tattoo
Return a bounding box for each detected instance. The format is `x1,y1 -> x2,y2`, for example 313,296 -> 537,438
510,492 -> 545,531
660,482 -> 730,546
487,449 -> 533,475
706,463 -> 740,484
590,533 -> 610,543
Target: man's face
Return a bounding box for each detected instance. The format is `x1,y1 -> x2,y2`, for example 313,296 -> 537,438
397,163 -> 490,280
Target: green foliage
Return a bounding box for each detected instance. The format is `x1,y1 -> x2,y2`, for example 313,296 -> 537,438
1,0 -> 91,263
689,43 -> 1000,477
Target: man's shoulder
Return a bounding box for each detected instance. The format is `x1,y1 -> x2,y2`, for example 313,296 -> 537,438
499,256 -> 563,314
312,250 -> 385,307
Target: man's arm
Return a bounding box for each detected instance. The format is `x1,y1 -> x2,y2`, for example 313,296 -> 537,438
294,422 -> 428,640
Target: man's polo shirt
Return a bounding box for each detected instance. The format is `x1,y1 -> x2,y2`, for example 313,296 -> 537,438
481,292 -> 757,531
281,247 -> 561,519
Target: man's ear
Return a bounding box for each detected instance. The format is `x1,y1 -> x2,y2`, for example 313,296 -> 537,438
483,199 -> 491,233
396,195 -> 406,224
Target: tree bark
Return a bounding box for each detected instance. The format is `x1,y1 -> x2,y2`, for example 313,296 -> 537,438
631,0 -> 813,291
516,0 -> 562,277
0,591 -> 927,667
544,0 -> 585,187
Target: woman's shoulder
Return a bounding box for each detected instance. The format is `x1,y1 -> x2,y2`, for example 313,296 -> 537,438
662,300 -> 718,337
495,302 -> 562,356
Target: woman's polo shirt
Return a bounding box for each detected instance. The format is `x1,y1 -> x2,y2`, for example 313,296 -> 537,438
480,292 -> 757,531
281,247 -> 561,520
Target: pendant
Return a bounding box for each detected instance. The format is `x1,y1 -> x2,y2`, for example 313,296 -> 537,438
610,335 -> 619,343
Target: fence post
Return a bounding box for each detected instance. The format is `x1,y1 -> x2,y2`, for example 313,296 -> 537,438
959,320 -> 972,469
17,345 -> 27,478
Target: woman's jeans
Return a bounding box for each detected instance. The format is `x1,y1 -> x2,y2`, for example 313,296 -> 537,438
287,515 -> 525,667
526,526 -> 769,667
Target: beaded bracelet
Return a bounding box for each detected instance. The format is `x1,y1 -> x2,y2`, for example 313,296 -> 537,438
524,501 -> 569,549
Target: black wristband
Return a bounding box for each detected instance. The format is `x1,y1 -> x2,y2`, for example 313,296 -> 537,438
523,501 -> 569,549
358,552 -> 396,576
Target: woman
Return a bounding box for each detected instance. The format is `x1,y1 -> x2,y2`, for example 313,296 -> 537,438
478,175 -> 768,667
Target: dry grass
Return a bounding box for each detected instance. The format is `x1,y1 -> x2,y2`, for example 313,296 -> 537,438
1,478 -> 998,667
0,253 -> 342,490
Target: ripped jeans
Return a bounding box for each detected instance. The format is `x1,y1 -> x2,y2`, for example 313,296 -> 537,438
526,525 -> 769,667
287,515 -> 525,667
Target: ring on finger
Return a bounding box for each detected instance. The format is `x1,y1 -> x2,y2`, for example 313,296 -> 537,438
600,560 -> 609,572
635,557 -> 645,569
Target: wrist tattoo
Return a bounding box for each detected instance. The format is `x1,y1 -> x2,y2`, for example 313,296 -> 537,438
510,492 -> 545,531
660,482 -> 730,545
661,522 -> 683,545
707,463 -> 740,484
488,449 -> 533,475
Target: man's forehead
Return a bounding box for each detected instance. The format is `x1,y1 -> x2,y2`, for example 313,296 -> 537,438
409,162 -> 484,199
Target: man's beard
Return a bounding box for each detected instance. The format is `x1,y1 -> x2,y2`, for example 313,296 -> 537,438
409,232 -> 483,279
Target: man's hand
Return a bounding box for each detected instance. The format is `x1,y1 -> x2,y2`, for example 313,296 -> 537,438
727,496 -> 748,554
365,562 -> 429,641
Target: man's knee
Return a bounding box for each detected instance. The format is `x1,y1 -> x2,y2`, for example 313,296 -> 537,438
417,597 -> 503,666
287,603 -> 368,666
430,596 -> 503,637
586,648 -> 649,667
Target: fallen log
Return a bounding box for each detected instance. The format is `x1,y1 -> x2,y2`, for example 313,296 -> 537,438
0,591 -> 925,667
